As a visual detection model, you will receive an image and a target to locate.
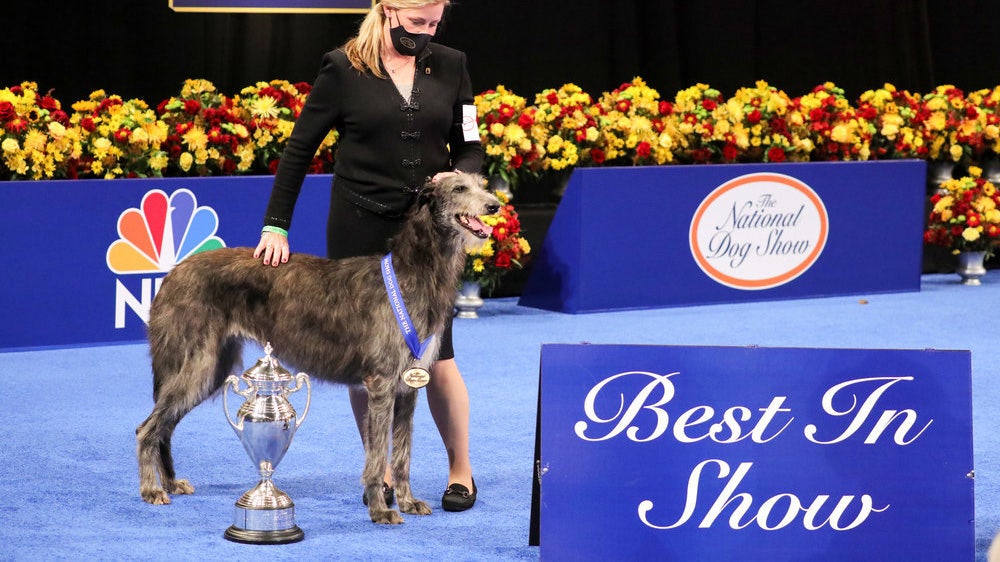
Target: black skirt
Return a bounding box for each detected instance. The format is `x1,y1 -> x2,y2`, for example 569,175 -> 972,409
326,187 -> 455,360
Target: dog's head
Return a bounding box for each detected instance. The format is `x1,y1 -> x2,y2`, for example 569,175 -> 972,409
423,172 -> 501,245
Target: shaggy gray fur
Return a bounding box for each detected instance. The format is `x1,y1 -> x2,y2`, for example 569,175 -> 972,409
135,172 -> 499,524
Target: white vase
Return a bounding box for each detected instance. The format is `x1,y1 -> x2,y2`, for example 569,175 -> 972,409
956,251 -> 987,286
455,281 -> 485,318
927,161 -> 955,192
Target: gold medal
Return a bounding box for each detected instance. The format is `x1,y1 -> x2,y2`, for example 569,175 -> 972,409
402,367 -> 431,389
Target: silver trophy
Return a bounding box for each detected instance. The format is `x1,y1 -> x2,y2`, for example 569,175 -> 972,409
223,343 -> 311,544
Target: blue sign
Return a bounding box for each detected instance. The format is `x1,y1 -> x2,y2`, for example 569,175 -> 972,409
3,175 -> 331,350
169,0 -> 373,12
519,160 -> 926,313
538,344 -> 973,560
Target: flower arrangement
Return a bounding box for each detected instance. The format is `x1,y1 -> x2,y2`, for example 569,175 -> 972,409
669,83 -> 728,164
234,79 -> 337,175
463,190 -> 531,294
11,76 -> 1000,190
720,80 -> 799,163
916,85 -> 970,163
855,83 -> 923,160
925,166 -> 1000,257
532,83 -> 602,169
156,79 -> 254,176
595,77 -> 674,166
474,85 -> 544,188
790,82 -> 871,162
69,90 -> 169,179
0,81 -> 77,180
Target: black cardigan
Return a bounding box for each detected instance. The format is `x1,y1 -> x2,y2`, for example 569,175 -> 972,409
263,43 -> 485,228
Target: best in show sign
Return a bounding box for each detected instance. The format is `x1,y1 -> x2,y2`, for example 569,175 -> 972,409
537,344 -> 973,560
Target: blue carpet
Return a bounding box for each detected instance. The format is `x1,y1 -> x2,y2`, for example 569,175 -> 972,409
2,273 -> 999,560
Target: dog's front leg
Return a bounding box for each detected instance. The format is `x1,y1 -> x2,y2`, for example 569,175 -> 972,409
391,388 -> 431,516
362,376 -> 405,524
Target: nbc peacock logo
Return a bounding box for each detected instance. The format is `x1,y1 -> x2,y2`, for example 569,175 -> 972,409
108,188 -> 225,328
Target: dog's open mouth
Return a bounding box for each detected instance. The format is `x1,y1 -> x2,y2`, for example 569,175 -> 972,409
457,214 -> 493,239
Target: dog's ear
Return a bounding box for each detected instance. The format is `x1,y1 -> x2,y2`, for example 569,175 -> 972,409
417,183 -> 436,207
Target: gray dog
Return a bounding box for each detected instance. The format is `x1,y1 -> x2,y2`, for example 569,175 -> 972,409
135,172 -> 499,524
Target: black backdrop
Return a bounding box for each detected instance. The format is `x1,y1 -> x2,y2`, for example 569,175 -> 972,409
5,1 -> 1000,106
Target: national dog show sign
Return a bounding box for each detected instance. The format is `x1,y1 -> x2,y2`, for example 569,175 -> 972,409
537,344 -> 973,560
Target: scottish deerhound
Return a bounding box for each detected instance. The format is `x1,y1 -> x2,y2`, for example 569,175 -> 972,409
135,172 -> 499,524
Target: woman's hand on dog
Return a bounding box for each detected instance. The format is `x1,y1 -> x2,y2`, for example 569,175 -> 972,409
254,231 -> 290,267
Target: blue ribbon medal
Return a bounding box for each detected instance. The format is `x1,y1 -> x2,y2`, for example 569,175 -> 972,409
381,253 -> 433,388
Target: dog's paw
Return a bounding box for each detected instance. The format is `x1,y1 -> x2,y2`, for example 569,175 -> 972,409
369,508 -> 405,525
398,498 -> 432,516
168,479 -> 194,495
141,488 -> 172,505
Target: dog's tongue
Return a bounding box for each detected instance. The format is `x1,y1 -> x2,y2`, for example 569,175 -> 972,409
470,216 -> 493,237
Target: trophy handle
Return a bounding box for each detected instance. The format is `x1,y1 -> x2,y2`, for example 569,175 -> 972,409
291,373 -> 311,429
223,375 -> 245,432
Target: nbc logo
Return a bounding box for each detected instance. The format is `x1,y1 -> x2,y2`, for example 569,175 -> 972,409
108,189 -> 225,328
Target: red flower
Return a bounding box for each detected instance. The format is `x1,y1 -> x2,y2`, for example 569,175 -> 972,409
0,101 -> 14,121
510,154 -> 523,169
183,99 -> 201,115
701,99 -> 717,111
590,148 -> 606,164
767,146 -> 786,162
6,117 -> 28,133
494,252 -> 512,269
722,142 -> 739,161
498,104 -> 515,121
80,117 -> 96,132
659,101 -> 673,115
636,141 -> 651,158
114,128 -> 131,143
518,111 -> 534,128
546,92 -> 559,105
50,109 -> 69,125
747,109 -> 762,124
37,95 -> 60,111
617,100 -> 631,113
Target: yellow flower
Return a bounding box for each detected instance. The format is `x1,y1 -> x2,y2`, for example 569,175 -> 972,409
250,95 -> 281,119
949,144 -> 963,162
149,153 -> 169,171
962,227 -> 982,243
1,138 -> 19,153
182,127 -> 209,151
179,152 -> 194,172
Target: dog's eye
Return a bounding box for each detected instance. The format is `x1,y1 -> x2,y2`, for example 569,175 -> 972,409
453,185 -> 467,193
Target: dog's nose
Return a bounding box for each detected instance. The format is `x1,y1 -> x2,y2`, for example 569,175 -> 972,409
486,204 -> 500,214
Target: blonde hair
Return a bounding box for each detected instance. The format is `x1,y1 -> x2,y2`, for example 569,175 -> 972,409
343,0 -> 449,79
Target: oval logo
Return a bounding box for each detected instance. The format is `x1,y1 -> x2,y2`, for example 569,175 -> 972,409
400,37 -> 417,49
689,173 -> 828,290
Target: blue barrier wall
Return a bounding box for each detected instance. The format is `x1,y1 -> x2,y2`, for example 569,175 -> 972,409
519,161 -> 927,313
3,175 -> 331,350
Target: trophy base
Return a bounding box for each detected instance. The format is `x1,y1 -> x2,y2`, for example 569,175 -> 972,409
224,524 -> 304,545
225,499 -> 303,545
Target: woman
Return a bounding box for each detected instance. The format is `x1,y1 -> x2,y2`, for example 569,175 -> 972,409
253,0 -> 482,512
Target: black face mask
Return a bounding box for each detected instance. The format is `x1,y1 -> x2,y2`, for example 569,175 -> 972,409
389,11 -> 432,56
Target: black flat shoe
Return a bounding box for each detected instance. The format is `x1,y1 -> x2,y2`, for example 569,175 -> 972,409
442,477 -> 477,512
362,482 -> 395,507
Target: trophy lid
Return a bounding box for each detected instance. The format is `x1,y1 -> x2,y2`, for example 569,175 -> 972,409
243,342 -> 294,382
